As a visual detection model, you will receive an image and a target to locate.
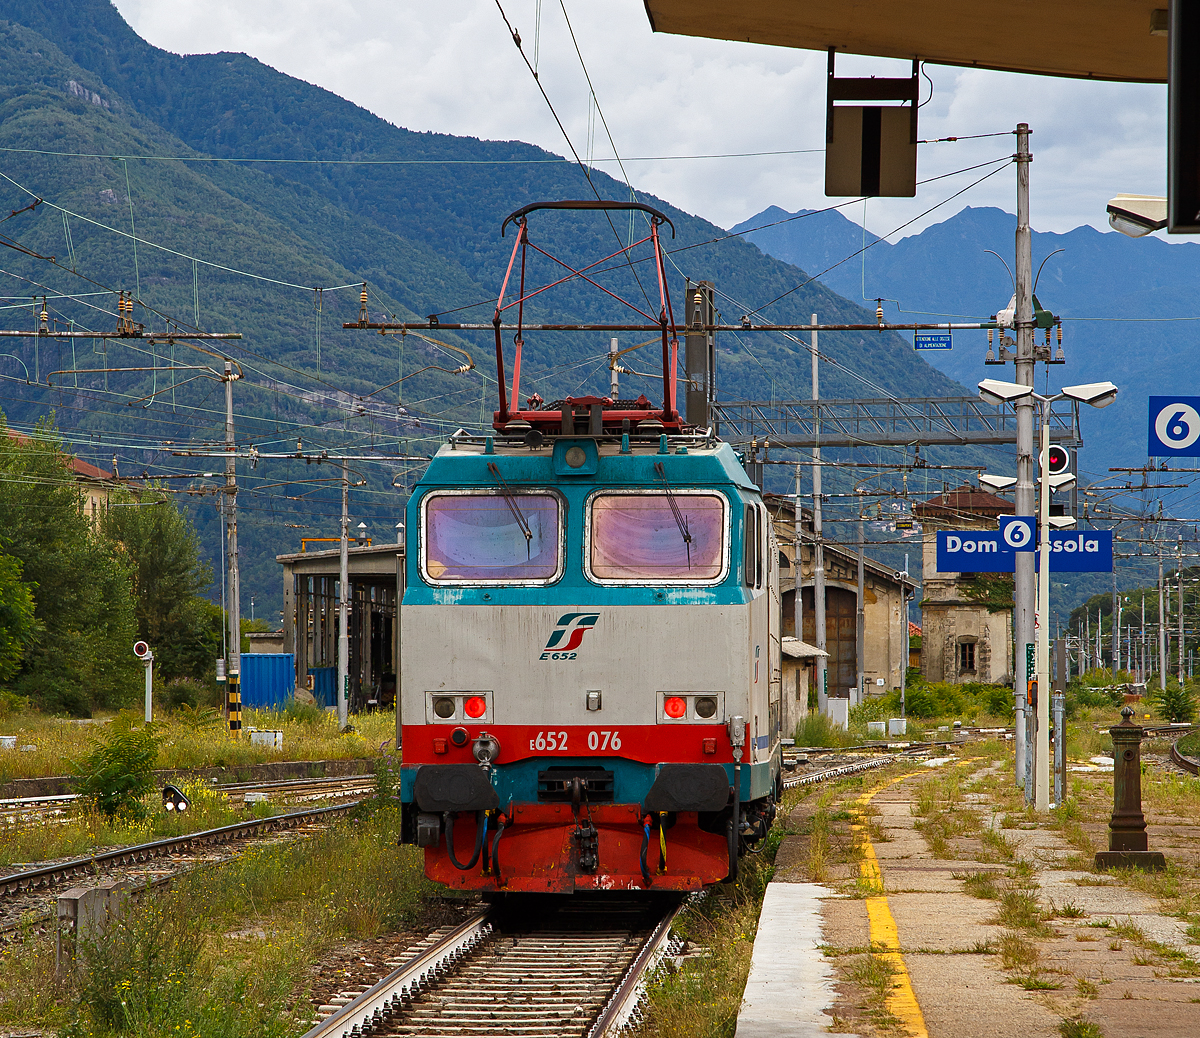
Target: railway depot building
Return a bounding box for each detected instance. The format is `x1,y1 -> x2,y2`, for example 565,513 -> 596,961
766,495 -> 915,702
277,541 -> 402,711
915,484 -> 1014,685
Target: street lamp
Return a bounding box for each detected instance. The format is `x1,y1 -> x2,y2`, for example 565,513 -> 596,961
978,378 -> 1118,811
1106,195 -> 1167,237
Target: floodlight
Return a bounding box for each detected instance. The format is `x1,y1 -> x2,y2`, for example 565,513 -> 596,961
1107,195 -> 1167,237
1061,382 -> 1118,409
1048,473 -> 1076,492
978,379 -> 1033,406
1047,515 -> 1077,529
979,474 -> 1017,492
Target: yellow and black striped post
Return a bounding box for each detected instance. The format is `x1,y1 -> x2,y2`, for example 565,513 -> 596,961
228,672 -> 242,738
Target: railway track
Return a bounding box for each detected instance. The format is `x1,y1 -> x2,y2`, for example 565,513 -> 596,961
0,800 -> 361,933
0,774 -> 375,827
301,896 -> 681,1038
1170,738 -> 1200,775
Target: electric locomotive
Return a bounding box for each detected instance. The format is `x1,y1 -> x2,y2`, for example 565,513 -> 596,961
394,201 -> 783,893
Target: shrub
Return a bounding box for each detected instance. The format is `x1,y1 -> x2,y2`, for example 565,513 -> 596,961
161,677 -> 204,711
1150,682 -> 1197,724
73,716 -> 159,818
794,711 -> 855,748
282,696 -> 327,727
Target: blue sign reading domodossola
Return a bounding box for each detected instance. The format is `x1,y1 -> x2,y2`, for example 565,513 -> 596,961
935,529 -> 1112,573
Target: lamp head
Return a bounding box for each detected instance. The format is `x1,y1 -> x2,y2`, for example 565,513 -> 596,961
1106,195 -> 1167,237
1047,515 -> 1077,529
1061,381 -> 1118,409
978,378 -> 1034,407
979,473 -> 1017,492
1048,473 -> 1076,492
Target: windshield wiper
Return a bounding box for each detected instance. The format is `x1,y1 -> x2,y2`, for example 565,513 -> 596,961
487,462 -> 533,559
654,461 -> 692,569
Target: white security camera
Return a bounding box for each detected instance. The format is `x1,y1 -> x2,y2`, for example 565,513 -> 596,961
133,640 -> 152,660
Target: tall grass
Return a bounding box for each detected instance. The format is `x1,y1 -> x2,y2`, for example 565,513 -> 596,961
0,805 -> 430,1036
0,705 -> 395,782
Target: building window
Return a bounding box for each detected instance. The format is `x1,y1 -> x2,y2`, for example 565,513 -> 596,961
958,641 -> 976,673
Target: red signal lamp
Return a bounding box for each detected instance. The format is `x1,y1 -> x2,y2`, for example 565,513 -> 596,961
463,695 -> 487,719
664,696 -> 687,719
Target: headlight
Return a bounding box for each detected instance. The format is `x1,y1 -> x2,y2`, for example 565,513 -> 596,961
433,696 -> 456,719
694,696 -> 718,719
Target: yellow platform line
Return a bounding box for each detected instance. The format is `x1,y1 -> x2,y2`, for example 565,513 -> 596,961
853,773 -> 929,1038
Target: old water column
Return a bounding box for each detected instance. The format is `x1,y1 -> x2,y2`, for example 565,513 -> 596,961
1094,705 -> 1165,871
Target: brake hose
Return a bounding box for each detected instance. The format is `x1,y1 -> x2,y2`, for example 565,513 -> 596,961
639,814 -> 652,886
490,813 -> 507,884
444,810 -> 487,871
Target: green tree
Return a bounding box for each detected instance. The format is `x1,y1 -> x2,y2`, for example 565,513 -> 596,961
0,550 -> 36,681
0,412 -> 139,714
99,491 -> 221,681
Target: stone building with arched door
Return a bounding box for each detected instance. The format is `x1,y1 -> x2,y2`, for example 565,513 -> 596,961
915,484 -> 1014,685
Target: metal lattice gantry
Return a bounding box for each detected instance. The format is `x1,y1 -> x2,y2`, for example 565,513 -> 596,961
712,396 -> 1082,450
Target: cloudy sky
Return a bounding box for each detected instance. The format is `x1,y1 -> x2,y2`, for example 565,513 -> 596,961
113,0 -> 1168,240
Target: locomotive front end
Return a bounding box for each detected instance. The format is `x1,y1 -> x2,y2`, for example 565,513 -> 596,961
397,435 -> 781,894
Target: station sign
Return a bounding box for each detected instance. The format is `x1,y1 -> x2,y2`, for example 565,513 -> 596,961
936,529 -> 1112,573
914,331 -> 952,350
936,531 -> 1007,571
1148,397 -> 1200,456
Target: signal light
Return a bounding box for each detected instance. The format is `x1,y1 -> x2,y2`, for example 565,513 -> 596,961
664,696 -> 687,719
463,695 -> 487,719
162,784 -> 190,813
1046,445 -> 1070,475
432,696 -> 456,719
694,696 -> 718,719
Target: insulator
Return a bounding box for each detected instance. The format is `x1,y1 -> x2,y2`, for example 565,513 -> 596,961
360,288 -> 368,307
876,301 -> 884,323
1045,327 -> 1051,345
1057,323 -> 1063,344
987,327 -> 994,345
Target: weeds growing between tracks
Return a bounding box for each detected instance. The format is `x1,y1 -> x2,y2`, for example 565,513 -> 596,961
0,802 -> 433,1036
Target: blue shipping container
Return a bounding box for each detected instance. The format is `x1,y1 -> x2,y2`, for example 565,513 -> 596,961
240,653 -> 296,711
309,666 -> 337,709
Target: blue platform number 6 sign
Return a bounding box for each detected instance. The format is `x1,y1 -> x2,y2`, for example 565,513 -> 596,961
1149,397 -> 1200,456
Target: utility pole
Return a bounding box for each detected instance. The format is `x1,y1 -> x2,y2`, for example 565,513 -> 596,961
224,360 -> 242,738
1159,542 -> 1167,688
338,457 -> 350,730
901,554 -> 909,718
811,315 -> 828,714
857,493 -> 866,705
1179,535 -> 1185,684
1014,122 -> 1036,799
793,462 -> 803,642
1113,571 -> 1120,673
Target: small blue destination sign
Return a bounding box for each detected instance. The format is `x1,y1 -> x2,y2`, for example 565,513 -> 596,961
1148,397 -> 1200,457
914,331 -> 952,350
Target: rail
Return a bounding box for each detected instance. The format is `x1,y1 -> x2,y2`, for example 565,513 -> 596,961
0,801 -> 359,898
1170,739 -> 1200,776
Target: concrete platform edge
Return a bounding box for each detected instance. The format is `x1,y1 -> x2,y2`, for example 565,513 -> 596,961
735,880 -> 856,1038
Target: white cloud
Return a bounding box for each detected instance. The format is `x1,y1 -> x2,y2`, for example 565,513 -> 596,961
113,0 -> 1167,237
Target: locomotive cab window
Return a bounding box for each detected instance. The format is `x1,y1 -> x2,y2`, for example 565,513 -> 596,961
587,491 -> 726,583
421,490 -> 563,583
743,504 -> 763,588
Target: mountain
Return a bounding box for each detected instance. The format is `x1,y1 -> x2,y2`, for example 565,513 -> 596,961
734,204 -> 1200,480
0,0 -> 979,617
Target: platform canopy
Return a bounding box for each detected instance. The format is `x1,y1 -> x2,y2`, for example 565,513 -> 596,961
642,1 -> 1168,83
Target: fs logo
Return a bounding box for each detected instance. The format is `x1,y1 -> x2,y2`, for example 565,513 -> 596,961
541,613 -> 599,659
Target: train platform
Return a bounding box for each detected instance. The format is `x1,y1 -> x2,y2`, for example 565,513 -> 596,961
737,758 -> 1200,1038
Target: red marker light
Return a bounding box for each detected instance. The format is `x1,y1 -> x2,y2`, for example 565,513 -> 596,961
664,696 -> 687,719
463,695 -> 487,719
